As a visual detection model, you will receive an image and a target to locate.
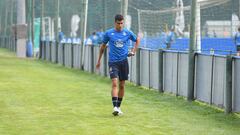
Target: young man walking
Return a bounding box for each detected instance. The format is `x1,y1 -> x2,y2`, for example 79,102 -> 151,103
96,14 -> 140,116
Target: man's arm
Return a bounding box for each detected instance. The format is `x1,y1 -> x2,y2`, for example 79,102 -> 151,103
129,37 -> 140,56
96,43 -> 107,69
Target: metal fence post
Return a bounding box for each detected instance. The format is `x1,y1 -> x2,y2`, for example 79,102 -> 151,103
71,43 -> 74,68
159,49 -> 164,93
55,42 -> 58,63
104,47 -> 108,77
136,48 -> 141,86
91,45 -> 94,73
148,50 -> 151,89
62,43 -> 65,66
49,41 -> 52,62
225,55 -> 232,114
188,0 -> 197,101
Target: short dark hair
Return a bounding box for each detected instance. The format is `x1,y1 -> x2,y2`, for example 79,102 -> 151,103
115,14 -> 124,22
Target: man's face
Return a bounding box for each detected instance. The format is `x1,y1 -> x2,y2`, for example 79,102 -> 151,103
115,20 -> 124,31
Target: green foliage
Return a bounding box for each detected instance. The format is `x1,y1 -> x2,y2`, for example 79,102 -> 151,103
0,48 -> 240,135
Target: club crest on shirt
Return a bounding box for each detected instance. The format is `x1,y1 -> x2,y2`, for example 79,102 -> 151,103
114,39 -> 123,48
123,32 -> 126,36
111,33 -> 114,35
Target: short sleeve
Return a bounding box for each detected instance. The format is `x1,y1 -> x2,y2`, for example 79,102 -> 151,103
129,30 -> 137,42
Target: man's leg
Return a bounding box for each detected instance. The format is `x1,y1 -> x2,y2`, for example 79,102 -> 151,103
116,80 -> 125,115
112,78 -> 118,108
117,59 -> 128,114
112,78 -> 118,98
111,78 -> 119,116
118,80 -> 125,107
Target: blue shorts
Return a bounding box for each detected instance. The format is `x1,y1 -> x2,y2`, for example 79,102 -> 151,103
108,59 -> 129,81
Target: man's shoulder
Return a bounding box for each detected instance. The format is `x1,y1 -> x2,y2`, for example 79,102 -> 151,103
123,29 -> 137,37
123,28 -> 132,33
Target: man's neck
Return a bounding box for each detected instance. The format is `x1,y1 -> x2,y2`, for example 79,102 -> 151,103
115,28 -> 123,32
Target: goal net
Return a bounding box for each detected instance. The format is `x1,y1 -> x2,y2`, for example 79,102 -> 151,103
136,0 -> 233,52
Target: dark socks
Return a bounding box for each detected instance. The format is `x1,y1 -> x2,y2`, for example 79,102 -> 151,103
117,98 -> 123,107
112,97 -> 118,107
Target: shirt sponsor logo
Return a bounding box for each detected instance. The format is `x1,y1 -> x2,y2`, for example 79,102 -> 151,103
114,39 -> 123,48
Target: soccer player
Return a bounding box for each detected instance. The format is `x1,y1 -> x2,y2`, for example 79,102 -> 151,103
165,27 -> 175,49
96,14 -> 140,116
234,27 -> 240,56
96,28 -> 104,44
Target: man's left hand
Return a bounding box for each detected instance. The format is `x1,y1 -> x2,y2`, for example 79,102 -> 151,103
128,51 -> 135,57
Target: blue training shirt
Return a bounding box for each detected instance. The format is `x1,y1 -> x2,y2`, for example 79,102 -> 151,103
96,31 -> 104,44
103,28 -> 137,62
90,35 -> 99,45
235,32 -> 240,46
165,31 -> 175,44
